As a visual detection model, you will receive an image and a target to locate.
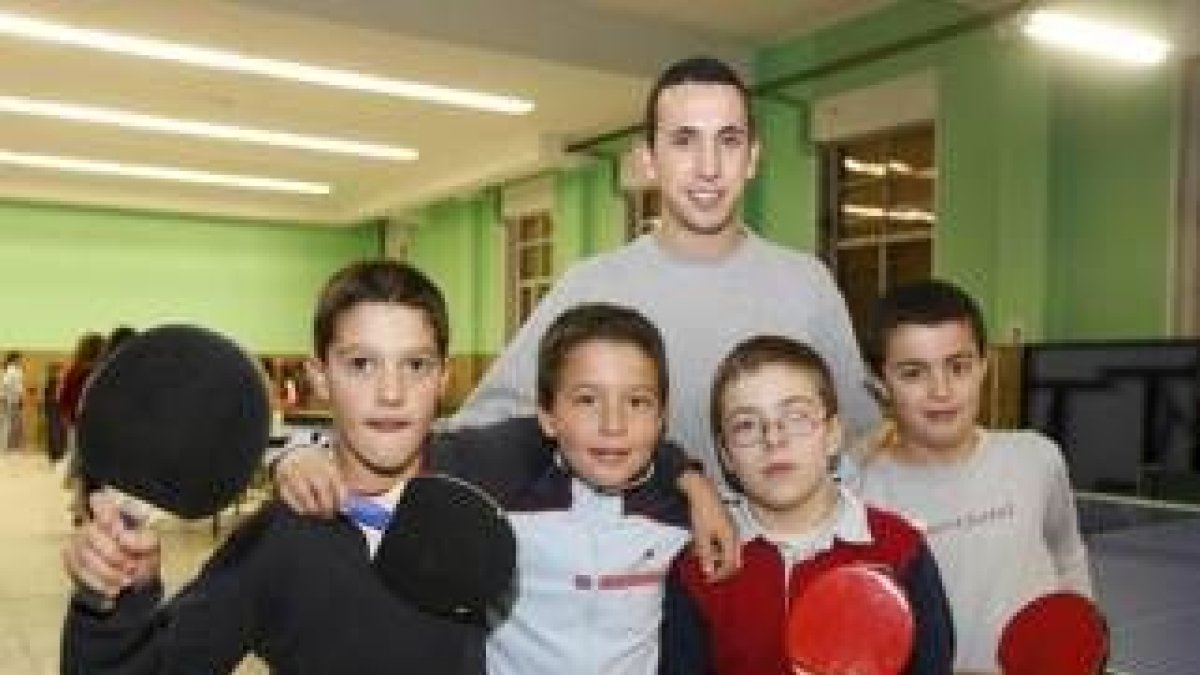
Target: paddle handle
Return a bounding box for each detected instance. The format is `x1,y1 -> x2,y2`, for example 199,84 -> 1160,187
71,495 -> 152,614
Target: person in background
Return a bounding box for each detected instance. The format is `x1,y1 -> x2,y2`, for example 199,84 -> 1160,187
42,361 -> 66,462
56,332 -> 105,439
57,331 -> 105,522
2,351 -> 25,450
102,326 -> 136,362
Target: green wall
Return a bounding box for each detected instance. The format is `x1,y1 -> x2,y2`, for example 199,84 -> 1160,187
1046,59 -> 1179,338
407,195 -> 503,356
402,0 -> 1183,351
752,0 -> 1180,341
4,1 -> 1180,361
0,202 -> 377,352
406,158 -> 625,357
555,160 -> 622,266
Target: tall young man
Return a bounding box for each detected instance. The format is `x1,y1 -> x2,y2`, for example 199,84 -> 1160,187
453,56 -> 878,487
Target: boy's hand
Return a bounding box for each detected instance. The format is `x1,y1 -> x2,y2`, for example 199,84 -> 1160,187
678,471 -> 741,580
274,445 -> 345,518
63,491 -> 161,600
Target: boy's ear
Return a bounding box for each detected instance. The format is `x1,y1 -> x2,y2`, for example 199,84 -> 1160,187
865,375 -> 890,405
304,357 -> 330,402
435,360 -> 450,401
535,408 -> 558,440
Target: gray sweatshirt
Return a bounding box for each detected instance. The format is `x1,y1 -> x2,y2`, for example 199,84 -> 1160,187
850,429 -> 1094,673
450,232 -> 879,489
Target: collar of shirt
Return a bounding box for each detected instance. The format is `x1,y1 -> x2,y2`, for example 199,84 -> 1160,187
732,485 -> 873,563
344,481 -> 406,557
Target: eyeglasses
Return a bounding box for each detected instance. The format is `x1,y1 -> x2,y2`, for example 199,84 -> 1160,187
722,405 -> 827,449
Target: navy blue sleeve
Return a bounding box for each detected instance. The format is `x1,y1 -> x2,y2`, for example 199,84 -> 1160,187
62,581 -> 166,675
429,416 -> 554,506
431,416 -> 699,508
900,541 -> 955,675
659,557 -> 715,675
61,508 -> 276,674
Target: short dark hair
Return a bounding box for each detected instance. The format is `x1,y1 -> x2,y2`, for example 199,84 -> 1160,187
313,260 -> 448,361
536,303 -> 668,410
644,55 -> 754,148
865,279 -> 987,374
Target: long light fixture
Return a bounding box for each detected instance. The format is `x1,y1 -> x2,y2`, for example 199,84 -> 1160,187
0,149 -> 330,195
0,95 -> 417,161
0,11 -> 534,114
1023,9 -> 1170,66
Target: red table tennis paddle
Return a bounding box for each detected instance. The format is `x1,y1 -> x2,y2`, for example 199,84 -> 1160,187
785,564 -> 915,675
998,591 -> 1108,675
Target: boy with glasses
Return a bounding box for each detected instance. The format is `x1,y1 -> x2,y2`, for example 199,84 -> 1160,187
850,279 -> 1093,674
660,335 -> 953,675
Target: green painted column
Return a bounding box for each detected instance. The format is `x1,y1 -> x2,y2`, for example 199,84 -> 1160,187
747,98 -> 817,252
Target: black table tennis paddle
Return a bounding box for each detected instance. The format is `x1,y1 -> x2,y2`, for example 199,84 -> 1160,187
75,324 -> 269,608
369,473 -> 516,620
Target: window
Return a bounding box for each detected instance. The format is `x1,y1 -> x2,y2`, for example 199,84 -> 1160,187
624,188 -> 662,241
505,211 -> 554,336
820,123 -> 936,337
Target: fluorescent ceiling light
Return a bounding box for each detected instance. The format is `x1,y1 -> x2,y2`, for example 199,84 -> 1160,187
0,11 -> 534,114
0,96 -> 416,161
1023,9 -> 1170,66
0,149 -> 330,195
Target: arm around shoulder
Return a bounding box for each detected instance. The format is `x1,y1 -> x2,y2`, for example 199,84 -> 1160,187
659,555 -> 716,675
900,541 -> 956,675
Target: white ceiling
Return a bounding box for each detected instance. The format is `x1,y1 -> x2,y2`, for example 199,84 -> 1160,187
6,0 -> 1164,226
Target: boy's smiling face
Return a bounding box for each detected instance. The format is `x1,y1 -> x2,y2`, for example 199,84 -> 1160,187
537,339 -> 663,491
881,319 -> 987,460
718,364 -> 841,523
308,301 -> 447,494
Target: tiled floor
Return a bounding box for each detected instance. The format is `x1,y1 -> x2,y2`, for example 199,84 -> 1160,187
0,448 -> 266,674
